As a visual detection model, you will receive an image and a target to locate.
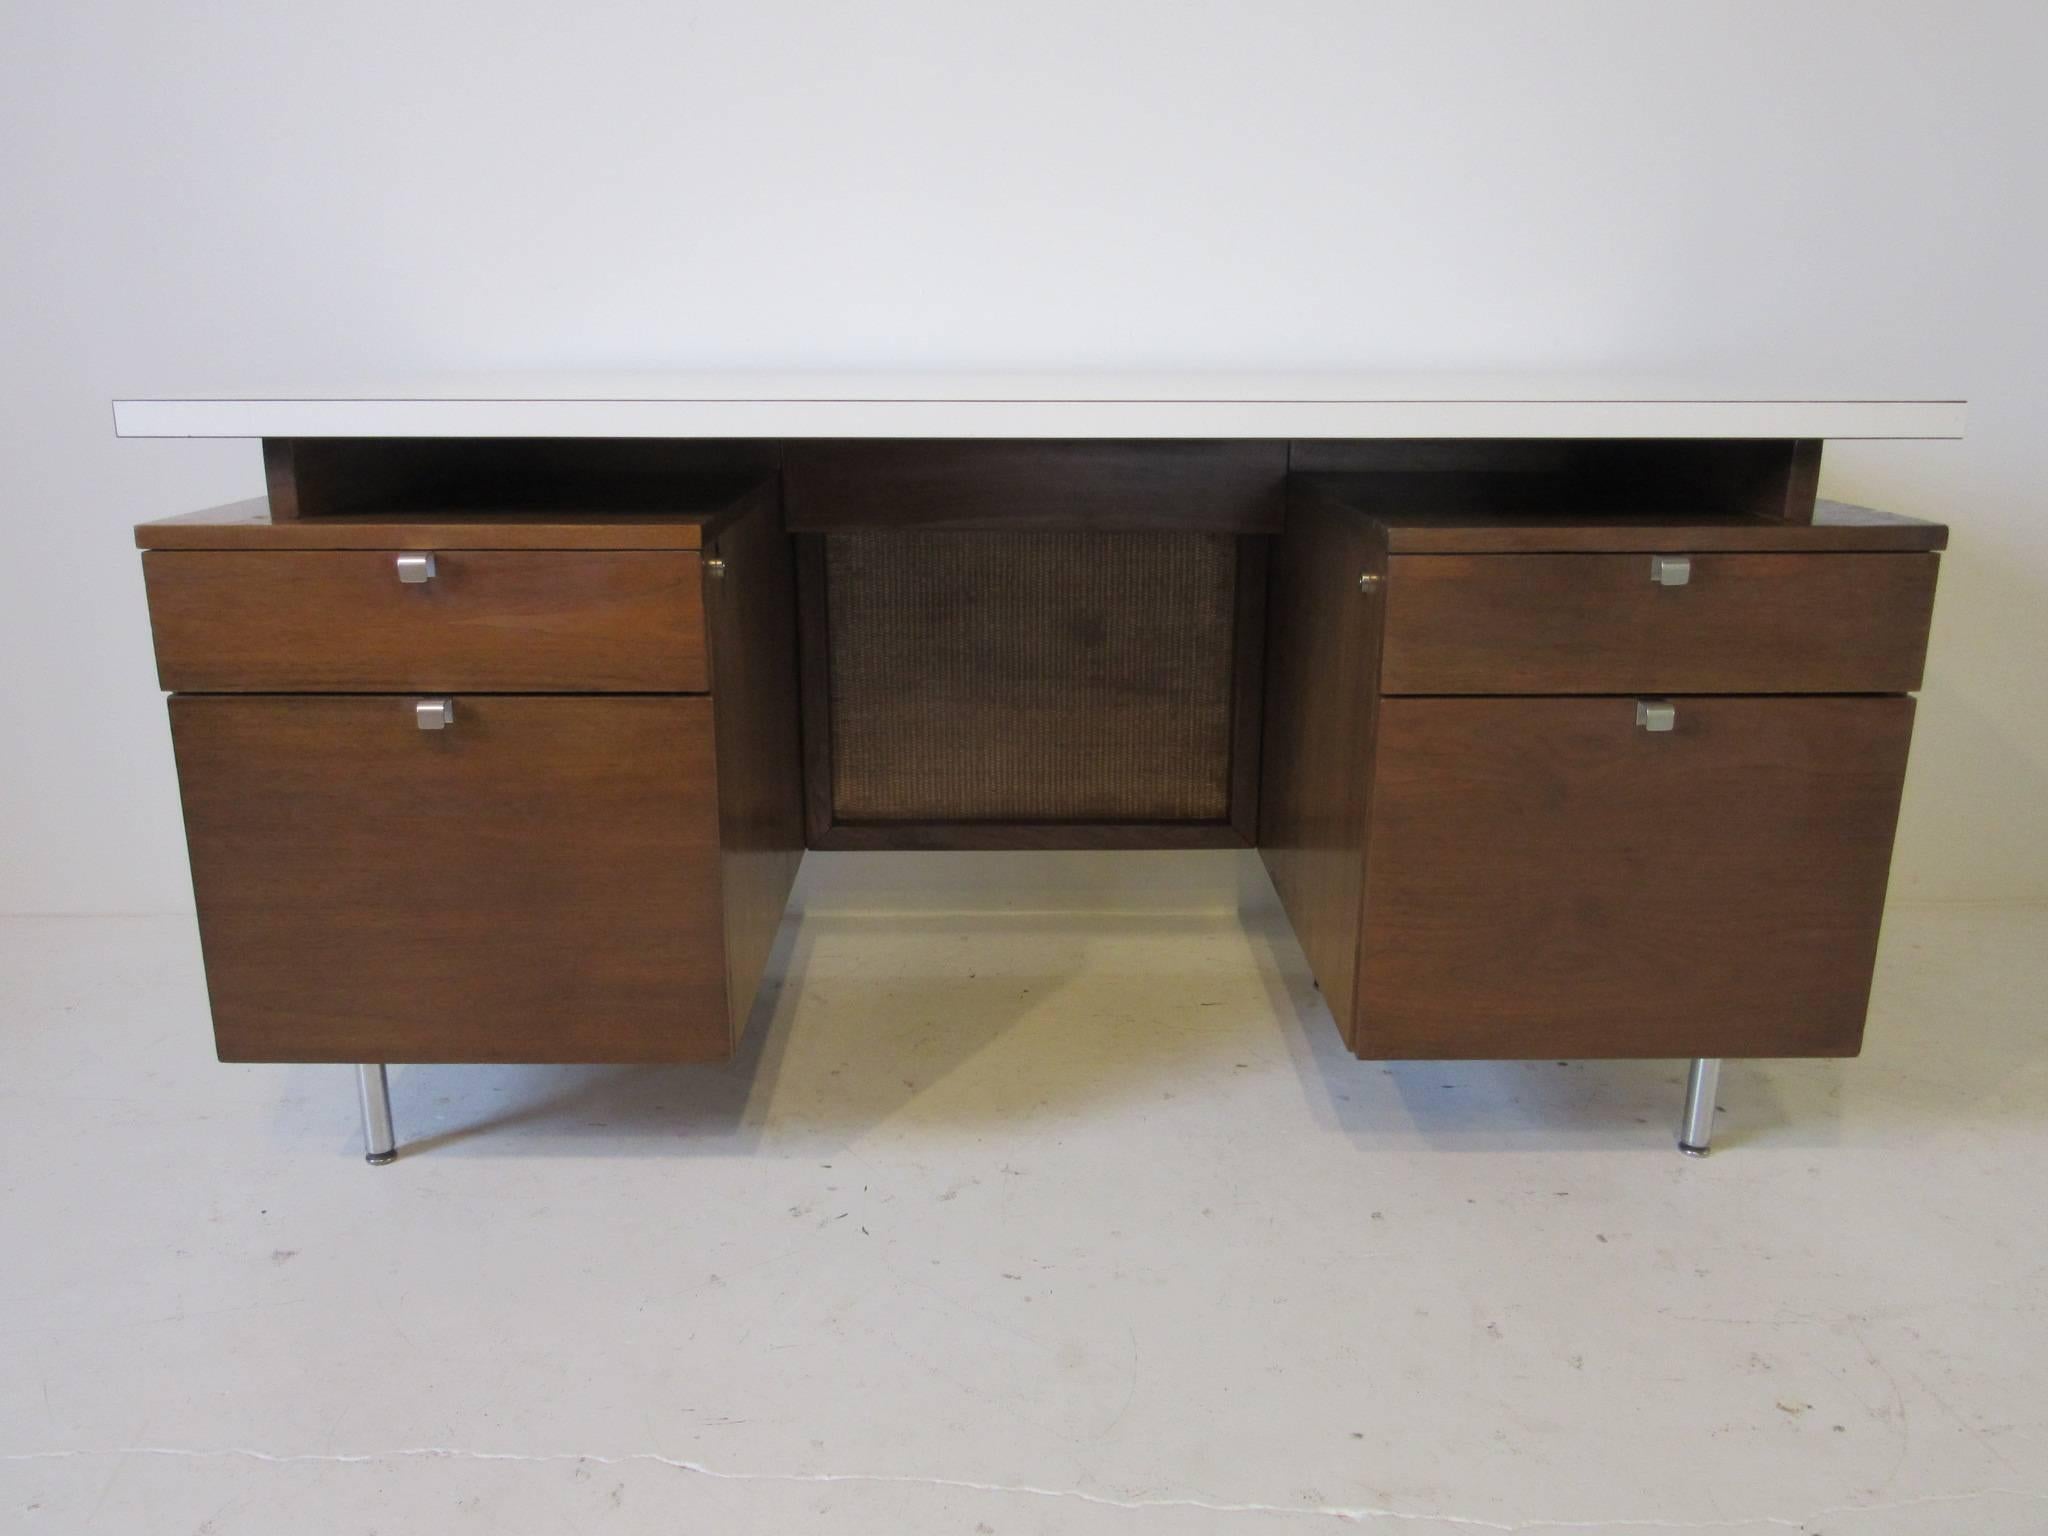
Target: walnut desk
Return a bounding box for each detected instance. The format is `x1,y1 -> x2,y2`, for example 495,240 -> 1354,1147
118,376 -> 1961,1162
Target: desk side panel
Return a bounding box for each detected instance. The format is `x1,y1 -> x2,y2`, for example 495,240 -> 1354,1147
704,481 -> 806,1046
1256,483 -> 1386,1048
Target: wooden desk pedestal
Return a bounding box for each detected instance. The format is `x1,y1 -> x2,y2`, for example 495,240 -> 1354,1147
141,480 -> 802,1069
134,433 -> 1946,1160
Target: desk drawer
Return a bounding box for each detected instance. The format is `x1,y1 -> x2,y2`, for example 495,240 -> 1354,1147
1354,695 -> 1914,1059
170,694 -> 730,1063
1380,552 -> 1938,695
143,549 -> 708,693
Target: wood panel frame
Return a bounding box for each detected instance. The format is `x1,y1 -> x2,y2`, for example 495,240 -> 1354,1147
783,439 -> 1287,532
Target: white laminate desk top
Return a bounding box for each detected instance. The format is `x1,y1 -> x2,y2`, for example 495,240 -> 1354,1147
111,372 -> 1966,441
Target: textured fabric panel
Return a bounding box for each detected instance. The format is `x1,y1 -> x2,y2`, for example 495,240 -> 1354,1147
826,532 -> 1238,822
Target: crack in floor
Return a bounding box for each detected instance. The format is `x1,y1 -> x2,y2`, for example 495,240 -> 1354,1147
2,1446 -> 2045,1530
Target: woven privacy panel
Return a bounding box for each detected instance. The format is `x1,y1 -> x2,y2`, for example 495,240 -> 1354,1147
825,532 -> 1239,822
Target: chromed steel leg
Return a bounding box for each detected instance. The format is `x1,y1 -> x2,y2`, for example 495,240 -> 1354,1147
357,1064 -> 396,1165
1678,1057 -> 1721,1157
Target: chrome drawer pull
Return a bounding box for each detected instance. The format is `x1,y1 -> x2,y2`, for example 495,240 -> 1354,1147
396,553 -> 437,584
1635,699 -> 1676,733
415,698 -> 455,731
1650,555 -> 1691,586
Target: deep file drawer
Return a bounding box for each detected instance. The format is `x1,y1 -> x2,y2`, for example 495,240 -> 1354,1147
1379,551 -> 1938,695
168,694 -> 732,1063
1352,695 -> 1916,1060
143,548 -> 710,693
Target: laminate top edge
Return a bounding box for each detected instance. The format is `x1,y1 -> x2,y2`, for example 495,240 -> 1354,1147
110,373 -> 1966,440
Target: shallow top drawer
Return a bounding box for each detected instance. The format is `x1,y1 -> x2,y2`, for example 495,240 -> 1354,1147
1379,551 -> 1938,696
143,549 -> 708,693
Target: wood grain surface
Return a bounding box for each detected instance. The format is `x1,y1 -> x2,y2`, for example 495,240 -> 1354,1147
1353,696 -> 1916,1058
784,440 -> 1287,532
701,481 -> 806,1044
171,694 -> 730,1063
1256,480 -> 1389,1048
1380,552 -> 1938,695
144,548 -> 709,692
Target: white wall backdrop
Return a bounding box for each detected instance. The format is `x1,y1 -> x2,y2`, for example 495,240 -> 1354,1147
2,0 -> 2043,912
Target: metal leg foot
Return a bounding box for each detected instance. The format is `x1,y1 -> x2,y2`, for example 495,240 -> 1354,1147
1678,1057 -> 1720,1157
357,1064 -> 396,1165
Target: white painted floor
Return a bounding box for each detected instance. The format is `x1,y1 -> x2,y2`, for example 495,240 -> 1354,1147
3,854 -> 2044,1534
